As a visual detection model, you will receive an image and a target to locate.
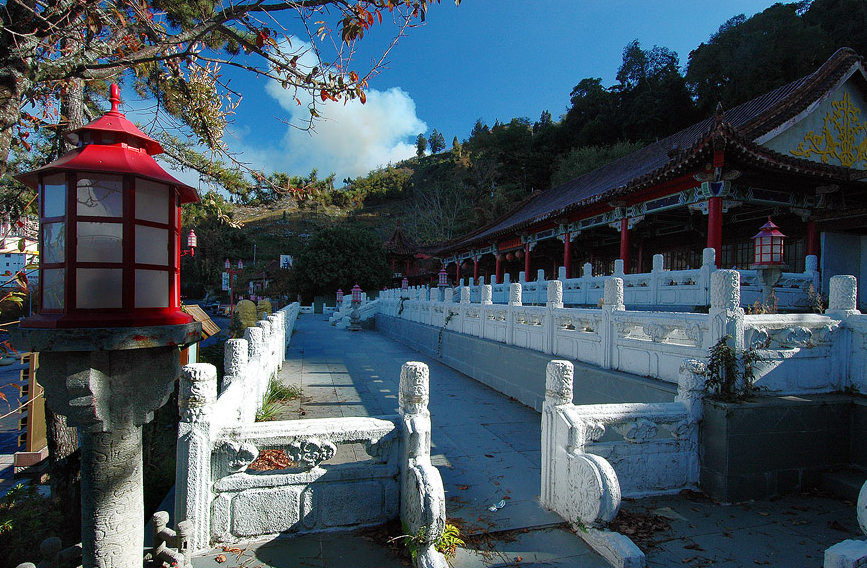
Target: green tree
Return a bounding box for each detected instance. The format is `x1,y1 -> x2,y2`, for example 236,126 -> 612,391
0,0 -> 449,182
289,225 -> 389,301
428,129 -> 446,153
686,4 -> 832,115
416,133 -> 428,157
550,142 -> 646,187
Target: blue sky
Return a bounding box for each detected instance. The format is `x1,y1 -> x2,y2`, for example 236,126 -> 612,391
146,0 -> 787,186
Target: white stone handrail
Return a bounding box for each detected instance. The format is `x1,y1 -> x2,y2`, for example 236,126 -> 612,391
413,249 -> 819,309
540,358 -> 706,568
175,339 -> 448,568
378,273 -> 861,396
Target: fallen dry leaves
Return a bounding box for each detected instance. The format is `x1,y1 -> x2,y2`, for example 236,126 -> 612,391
247,449 -> 292,471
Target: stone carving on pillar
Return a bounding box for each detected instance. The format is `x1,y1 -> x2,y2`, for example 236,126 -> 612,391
545,360 -> 573,405
603,278 -> 625,309
481,285 -> 493,305
179,363 -> 218,423
509,283 -> 522,306
398,362 -> 447,568
827,275 -> 860,319
709,270 -> 745,351
222,339 -> 248,389
547,280 -> 564,309
460,286 -> 471,304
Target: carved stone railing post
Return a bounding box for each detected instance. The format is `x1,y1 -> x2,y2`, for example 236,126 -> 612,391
481,284 -> 493,305
700,247 -> 717,307
827,275 -> 860,319
244,326 -> 266,408
223,338 -> 251,421
676,359 -> 707,485
545,280 -> 563,355
805,254 -> 820,292
614,258 -> 625,277
541,360 -> 573,509
600,277 -> 625,369
508,283 -> 522,345
399,362 -> 447,568
651,253 -> 665,305
709,270 -> 745,352
176,363 -> 218,554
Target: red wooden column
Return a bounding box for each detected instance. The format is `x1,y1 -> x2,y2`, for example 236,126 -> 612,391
619,218 -> 630,274
707,196 -> 723,267
563,233 -> 572,278
806,221 -> 819,258
455,260 -> 461,284
391,259 -> 396,274
524,243 -> 532,281
495,254 -> 503,284
473,256 -> 479,283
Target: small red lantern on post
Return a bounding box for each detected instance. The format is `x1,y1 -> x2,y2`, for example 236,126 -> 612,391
438,267 -> 448,288
336,288 -> 344,303
181,229 -> 197,257
16,84 -> 199,328
401,277 -> 409,290
752,217 -> 786,266
351,283 -> 363,304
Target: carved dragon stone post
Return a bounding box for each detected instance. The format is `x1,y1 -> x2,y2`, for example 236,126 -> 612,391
13,324 -> 200,568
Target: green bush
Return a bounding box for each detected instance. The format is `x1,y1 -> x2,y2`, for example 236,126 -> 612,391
0,484 -> 66,567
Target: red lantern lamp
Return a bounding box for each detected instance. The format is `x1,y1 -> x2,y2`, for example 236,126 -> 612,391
437,267 -> 448,287
506,252 -> 514,262
336,288 -> 344,303
752,217 -> 786,266
351,283 -> 363,303
401,277 -> 409,290
16,85 -> 198,328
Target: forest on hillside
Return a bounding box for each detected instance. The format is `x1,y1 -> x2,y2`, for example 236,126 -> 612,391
225,0 -> 866,247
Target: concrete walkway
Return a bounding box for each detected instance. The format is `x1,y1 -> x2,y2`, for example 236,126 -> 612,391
193,313 -> 863,568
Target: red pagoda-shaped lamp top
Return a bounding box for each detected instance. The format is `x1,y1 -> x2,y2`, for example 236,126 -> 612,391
438,267 -> 448,287
752,217 -> 786,266
401,277 -> 408,290
336,288 -> 344,303
16,84 -> 199,329
351,284 -> 363,303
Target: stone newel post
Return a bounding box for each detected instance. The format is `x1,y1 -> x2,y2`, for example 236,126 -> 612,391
13,324 -> 201,568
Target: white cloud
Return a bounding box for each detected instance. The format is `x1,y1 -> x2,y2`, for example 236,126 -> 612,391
259,49 -> 426,181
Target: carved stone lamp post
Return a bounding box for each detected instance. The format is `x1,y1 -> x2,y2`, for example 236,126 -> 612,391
348,283 -> 363,331
12,85 -> 201,568
750,217 -> 787,306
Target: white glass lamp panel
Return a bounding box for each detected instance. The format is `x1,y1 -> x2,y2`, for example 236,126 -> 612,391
136,269 -> 169,308
76,268 -> 122,308
41,268 -> 64,310
42,222 -> 65,264
77,174 -> 123,217
77,222 -> 123,263
135,179 -> 169,224
135,225 -> 168,266
42,173 -> 67,218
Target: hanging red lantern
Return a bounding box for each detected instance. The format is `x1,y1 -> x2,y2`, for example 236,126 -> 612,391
506,252 -> 514,262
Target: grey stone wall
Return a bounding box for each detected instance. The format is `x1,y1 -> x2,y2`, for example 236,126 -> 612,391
701,394 -> 855,502
375,314 -> 676,411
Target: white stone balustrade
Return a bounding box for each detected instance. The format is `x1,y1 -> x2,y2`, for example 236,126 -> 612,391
379,272 -> 860,395
540,358 -> 707,568
456,249 -> 819,309
175,316 -> 448,566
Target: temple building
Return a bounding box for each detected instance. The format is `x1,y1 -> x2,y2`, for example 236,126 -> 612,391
408,48 -> 867,310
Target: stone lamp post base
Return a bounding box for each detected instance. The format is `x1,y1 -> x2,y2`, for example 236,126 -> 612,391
12,323 -> 201,568
751,264 -> 787,307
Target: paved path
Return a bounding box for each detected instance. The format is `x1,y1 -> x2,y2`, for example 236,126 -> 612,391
195,313 -> 609,567
193,313 -> 864,568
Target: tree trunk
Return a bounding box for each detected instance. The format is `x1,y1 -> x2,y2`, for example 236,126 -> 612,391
45,404 -> 81,539
41,73 -> 85,541
0,77 -> 25,181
